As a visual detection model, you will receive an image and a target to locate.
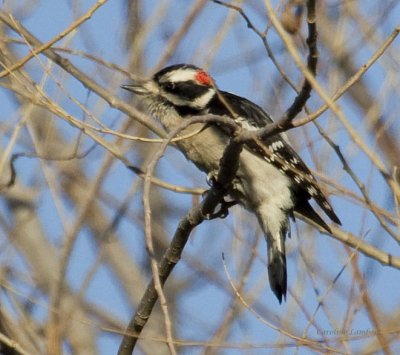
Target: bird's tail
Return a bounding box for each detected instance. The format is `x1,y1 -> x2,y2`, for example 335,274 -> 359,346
256,211 -> 288,303
266,230 -> 287,303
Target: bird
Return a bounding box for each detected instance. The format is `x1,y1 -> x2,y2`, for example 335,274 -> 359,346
122,63 -> 341,303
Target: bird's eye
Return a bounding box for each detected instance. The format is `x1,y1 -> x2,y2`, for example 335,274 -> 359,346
164,83 -> 175,92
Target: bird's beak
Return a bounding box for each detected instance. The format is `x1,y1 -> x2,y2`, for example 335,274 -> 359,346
121,82 -> 149,95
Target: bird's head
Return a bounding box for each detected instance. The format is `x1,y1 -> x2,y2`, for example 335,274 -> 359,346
122,64 -> 216,110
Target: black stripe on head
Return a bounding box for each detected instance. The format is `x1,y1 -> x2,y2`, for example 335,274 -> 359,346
161,81 -> 210,101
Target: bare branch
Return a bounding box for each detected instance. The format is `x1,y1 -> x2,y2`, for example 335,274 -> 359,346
118,116 -> 243,354
0,10 -> 165,137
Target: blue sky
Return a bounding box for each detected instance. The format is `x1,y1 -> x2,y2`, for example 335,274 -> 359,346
1,0 -> 400,354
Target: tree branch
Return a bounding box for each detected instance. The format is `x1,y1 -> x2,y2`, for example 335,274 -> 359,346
0,10 -> 165,138
118,117 -> 243,354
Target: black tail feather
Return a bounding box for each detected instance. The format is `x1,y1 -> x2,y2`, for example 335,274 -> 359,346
323,205 -> 341,226
314,194 -> 341,226
268,250 -> 287,303
295,200 -> 332,233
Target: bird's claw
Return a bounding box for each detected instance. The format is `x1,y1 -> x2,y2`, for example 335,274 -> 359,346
206,171 -> 219,187
204,198 -> 238,220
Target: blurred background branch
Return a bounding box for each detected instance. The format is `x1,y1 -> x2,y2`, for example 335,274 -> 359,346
0,0 -> 399,354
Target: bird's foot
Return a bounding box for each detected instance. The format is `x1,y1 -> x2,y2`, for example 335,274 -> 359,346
205,198 -> 238,220
206,171 -> 219,187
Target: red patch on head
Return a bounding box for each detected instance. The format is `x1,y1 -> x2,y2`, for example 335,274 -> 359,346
195,70 -> 213,86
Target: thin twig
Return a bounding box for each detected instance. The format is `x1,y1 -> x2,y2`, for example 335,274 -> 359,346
210,0 -> 297,91
350,254 -> 391,354
314,121 -> 399,241
0,1 -> 108,79
141,132 -> 182,355
155,0 -> 208,71
221,254 -> 345,354
311,220 -> 400,269
0,10 -> 165,137
295,26 -> 400,127
263,0 -> 400,199
302,233 -> 366,337
0,332 -> 31,355
281,0 -> 317,124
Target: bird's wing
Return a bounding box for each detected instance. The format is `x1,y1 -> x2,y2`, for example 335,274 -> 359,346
207,91 -> 341,226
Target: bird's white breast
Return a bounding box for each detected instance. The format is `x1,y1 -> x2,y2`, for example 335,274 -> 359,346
145,98 -> 294,232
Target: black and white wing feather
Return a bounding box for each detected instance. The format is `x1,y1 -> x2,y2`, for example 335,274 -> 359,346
207,91 -> 341,229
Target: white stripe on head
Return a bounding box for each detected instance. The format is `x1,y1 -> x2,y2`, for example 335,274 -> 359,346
161,68 -> 198,84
